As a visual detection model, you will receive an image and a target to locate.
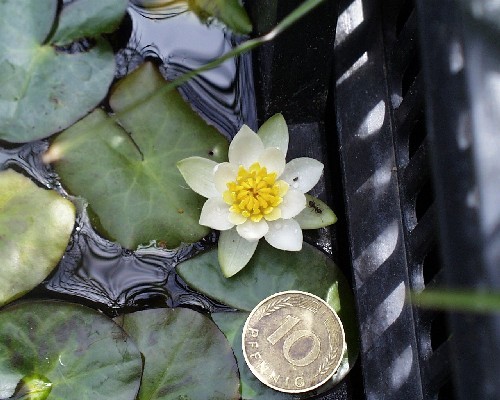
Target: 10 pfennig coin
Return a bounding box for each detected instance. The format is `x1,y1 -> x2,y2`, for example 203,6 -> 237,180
242,290 -> 345,393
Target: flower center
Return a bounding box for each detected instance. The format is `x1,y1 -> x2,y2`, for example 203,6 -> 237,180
223,162 -> 289,223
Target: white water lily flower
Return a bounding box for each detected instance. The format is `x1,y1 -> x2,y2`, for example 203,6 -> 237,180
177,114 -> 327,277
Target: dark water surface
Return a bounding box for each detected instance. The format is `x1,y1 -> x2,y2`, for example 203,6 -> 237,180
0,3 -> 257,317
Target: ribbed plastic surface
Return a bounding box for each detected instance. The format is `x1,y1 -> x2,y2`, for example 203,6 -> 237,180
248,0 -> 500,398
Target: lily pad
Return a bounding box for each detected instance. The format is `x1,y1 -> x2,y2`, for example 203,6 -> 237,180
46,62 -> 228,249
0,0 -> 126,143
52,0 -> 128,45
176,241 -> 349,312
212,312 -> 291,400
118,307 -> 240,400
177,242 -> 359,392
0,169 -> 75,307
0,300 -> 142,400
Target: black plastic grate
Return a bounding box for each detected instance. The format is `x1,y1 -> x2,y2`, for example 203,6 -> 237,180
382,2 -> 453,398
246,0 -> 500,398
334,0 -> 454,398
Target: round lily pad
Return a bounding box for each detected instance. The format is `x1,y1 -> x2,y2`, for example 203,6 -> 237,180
47,62 -> 229,249
0,0 -> 127,143
0,300 -> 142,400
0,169 -> 75,307
119,307 -> 240,400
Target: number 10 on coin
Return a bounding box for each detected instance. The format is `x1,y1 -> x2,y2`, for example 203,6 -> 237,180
242,290 -> 346,394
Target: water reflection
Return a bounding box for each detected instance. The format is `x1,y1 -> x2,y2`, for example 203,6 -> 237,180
122,3 -> 257,137
0,141 -> 57,188
44,211 -> 226,314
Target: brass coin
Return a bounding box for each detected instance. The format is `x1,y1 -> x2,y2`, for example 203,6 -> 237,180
242,290 -> 345,394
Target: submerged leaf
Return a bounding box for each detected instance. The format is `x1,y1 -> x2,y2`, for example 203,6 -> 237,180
0,0 -> 125,143
119,308 -> 240,400
0,170 -> 75,307
47,62 -> 228,249
0,301 -> 142,400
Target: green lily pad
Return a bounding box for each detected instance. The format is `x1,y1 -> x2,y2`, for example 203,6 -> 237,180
0,300 -> 142,400
213,312 -> 291,400
118,307 -> 240,400
52,0 -> 128,45
188,0 -> 253,34
177,242 -> 359,393
0,0 -> 126,143
47,62 -> 228,249
176,241 -> 349,312
0,169 -> 75,307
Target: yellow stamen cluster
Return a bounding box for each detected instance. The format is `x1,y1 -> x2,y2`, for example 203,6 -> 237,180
223,162 -> 289,223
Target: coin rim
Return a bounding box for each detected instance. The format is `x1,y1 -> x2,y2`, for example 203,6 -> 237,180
241,290 -> 346,394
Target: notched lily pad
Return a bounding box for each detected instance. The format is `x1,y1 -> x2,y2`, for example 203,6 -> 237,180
46,62 -> 229,249
178,242 -> 359,393
0,300 -> 142,400
118,307 -> 240,400
0,0 -> 127,143
0,169 -> 75,307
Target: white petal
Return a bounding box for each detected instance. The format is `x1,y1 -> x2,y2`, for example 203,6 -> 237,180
281,189 -> 307,219
236,219 -> 269,241
265,219 -> 303,251
214,162 -> 238,193
229,125 -> 264,168
258,147 -> 286,176
228,212 -> 247,225
176,157 -> 218,198
257,113 -> 289,156
199,198 -> 234,231
218,229 -> 259,277
280,158 -> 324,193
